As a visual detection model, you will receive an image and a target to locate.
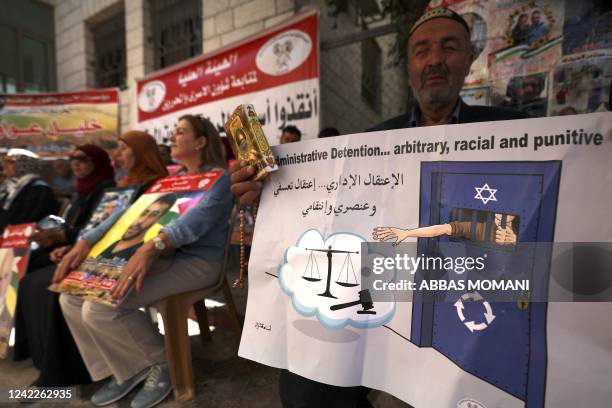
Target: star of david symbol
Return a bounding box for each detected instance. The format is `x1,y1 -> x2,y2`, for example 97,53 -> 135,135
474,183 -> 497,204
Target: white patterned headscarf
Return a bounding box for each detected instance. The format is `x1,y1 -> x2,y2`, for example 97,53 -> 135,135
7,148 -> 41,178
1,148 -> 42,210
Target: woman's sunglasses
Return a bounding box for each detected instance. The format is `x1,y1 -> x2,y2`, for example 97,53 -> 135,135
69,155 -> 91,163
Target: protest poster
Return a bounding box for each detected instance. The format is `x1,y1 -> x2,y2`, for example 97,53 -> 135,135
49,172 -> 222,307
548,50 -> 612,116
0,89 -> 119,157
486,0 -> 563,80
0,224 -> 35,358
136,11 -> 319,145
81,187 -> 137,233
238,112 -> 612,408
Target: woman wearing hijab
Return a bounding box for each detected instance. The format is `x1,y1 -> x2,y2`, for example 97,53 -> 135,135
13,135 -> 167,388
56,116 -> 232,408
115,130 -> 169,190
29,145 -> 115,251
0,148 -> 59,232
13,145 -> 115,387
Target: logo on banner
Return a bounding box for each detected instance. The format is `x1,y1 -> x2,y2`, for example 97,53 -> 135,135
198,178 -> 210,189
256,29 -> 312,76
138,81 -> 166,112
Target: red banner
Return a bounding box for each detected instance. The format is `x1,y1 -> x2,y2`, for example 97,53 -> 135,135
137,13 -> 317,121
136,11 -> 319,144
145,171 -> 223,194
0,223 -> 35,249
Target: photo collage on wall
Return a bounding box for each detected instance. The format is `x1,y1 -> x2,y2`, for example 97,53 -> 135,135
429,0 -> 611,117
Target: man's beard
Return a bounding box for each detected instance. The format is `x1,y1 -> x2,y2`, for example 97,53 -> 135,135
414,65 -> 462,107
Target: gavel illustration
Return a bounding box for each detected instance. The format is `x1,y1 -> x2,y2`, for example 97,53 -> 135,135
330,289 -> 376,315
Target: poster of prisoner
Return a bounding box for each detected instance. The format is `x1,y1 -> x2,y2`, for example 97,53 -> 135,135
81,187 -> 138,233
49,172 -> 222,307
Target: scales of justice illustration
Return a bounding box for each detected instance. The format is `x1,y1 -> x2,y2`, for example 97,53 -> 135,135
302,245 -> 376,315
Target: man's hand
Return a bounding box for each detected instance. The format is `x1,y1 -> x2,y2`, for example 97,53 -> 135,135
495,227 -> 517,245
52,239 -> 91,283
372,227 -> 410,246
50,245 -> 71,263
230,160 -> 265,205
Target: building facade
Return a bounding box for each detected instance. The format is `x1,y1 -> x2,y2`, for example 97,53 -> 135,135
4,0 -> 409,139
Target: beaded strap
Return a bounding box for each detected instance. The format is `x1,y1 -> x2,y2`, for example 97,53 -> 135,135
232,202 -> 258,288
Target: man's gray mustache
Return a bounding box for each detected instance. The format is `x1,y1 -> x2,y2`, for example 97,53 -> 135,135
421,66 -> 448,84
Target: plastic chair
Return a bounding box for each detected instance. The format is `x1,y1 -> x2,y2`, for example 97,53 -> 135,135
154,207 -> 243,401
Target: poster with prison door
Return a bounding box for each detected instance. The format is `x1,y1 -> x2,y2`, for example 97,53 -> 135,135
412,161 -> 561,407
239,112 -> 612,408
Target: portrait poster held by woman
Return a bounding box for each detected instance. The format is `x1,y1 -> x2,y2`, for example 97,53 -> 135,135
13,136 -> 167,388
55,116 -> 232,408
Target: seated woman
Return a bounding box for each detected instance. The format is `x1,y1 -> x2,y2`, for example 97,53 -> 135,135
14,135 -> 168,387
29,145 -> 115,259
55,116 -> 232,408
114,130 -> 170,190
0,148 -> 59,233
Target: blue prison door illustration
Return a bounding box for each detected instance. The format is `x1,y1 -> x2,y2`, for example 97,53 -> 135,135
411,161 -> 561,407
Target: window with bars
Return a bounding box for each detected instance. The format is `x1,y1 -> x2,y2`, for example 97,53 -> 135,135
0,0 -> 55,93
91,12 -> 127,89
152,0 -> 202,69
361,38 -> 382,113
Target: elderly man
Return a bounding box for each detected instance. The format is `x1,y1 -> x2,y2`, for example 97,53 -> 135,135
232,8 -> 527,204
230,7 -> 527,407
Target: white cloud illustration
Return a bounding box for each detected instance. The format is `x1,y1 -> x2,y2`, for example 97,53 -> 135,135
279,229 -> 395,329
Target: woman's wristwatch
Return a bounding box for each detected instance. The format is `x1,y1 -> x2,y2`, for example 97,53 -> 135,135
152,236 -> 166,251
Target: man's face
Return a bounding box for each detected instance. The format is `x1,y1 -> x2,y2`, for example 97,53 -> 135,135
407,19 -> 474,108
3,157 -> 16,177
518,77 -> 541,101
531,12 -> 540,25
280,131 -> 299,144
121,201 -> 170,241
518,15 -> 528,26
102,201 -> 117,217
158,145 -> 172,165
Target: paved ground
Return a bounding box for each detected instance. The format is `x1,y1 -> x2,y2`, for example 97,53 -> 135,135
0,257 -> 410,407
